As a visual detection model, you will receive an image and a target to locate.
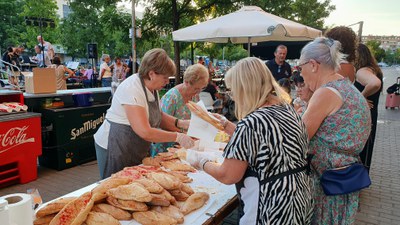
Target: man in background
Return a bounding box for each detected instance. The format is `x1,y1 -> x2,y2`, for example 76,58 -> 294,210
37,35 -> 55,60
31,45 -> 51,67
198,56 -> 205,65
266,45 -> 292,81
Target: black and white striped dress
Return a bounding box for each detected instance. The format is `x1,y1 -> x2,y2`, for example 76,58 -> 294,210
223,104 -> 313,225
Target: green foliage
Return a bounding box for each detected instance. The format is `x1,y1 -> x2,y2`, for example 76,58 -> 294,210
0,0 -> 26,50
384,48 -> 400,65
59,0 -> 132,59
20,0 -> 59,51
366,40 -> 385,62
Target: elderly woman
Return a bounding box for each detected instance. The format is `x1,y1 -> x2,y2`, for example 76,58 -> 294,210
161,64 -> 209,120
355,43 -> 383,172
187,57 -> 313,224
99,54 -> 112,87
150,64 -> 209,154
299,37 -> 371,224
325,26 -> 358,82
94,49 -> 194,179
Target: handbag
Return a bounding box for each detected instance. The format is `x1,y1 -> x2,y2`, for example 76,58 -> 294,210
320,163 -> 371,196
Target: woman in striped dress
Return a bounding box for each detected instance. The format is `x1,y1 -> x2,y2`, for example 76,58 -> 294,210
186,57 -> 313,224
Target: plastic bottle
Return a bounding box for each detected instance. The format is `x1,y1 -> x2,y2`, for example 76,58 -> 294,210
0,198 -> 10,225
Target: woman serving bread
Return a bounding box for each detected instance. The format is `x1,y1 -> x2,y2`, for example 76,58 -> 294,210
94,48 -> 195,179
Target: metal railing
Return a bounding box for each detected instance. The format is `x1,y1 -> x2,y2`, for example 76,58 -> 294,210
0,59 -> 23,91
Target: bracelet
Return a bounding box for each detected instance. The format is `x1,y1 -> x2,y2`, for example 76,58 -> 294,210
201,160 -> 211,171
175,118 -> 179,128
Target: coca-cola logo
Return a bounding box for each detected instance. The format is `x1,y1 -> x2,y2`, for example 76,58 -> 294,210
0,126 -> 35,154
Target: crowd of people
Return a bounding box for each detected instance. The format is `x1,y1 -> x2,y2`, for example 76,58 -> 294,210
92,25 -> 382,225
2,27 -> 381,224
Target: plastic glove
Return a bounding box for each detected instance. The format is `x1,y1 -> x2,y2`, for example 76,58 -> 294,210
177,119 -> 190,130
212,113 -> 228,128
175,132 -> 195,149
186,149 -> 217,170
212,113 -> 236,135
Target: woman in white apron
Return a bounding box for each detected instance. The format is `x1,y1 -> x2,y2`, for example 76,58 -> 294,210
94,48 -> 194,178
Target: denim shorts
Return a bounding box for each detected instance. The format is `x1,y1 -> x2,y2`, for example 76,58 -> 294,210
102,77 -> 112,87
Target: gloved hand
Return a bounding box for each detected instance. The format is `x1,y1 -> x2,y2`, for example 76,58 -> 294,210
175,132 -> 195,149
212,113 -> 236,135
177,119 -> 190,130
186,149 -> 217,170
212,113 -> 228,128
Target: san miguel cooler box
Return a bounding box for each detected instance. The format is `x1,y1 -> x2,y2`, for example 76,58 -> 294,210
24,68 -> 57,94
0,113 -> 42,188
39,103 -> 110,170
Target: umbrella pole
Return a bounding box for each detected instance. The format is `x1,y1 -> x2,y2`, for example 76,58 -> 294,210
247,37 -> 251,57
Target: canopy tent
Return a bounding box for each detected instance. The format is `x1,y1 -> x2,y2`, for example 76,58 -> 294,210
172,6 -> 322,56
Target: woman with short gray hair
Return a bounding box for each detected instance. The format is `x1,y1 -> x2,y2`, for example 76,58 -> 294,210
299,37 -> 371,224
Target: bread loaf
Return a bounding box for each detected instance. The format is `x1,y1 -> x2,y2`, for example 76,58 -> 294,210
36,197 -> 77,218
85,212 -> 121,225
49,192 -> 94,225
92,203 -> 131,221
132,211 -> 177,225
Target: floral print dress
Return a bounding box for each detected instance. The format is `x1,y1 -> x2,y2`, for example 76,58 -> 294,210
150,88 -> 199,155
310,79 -> 371,225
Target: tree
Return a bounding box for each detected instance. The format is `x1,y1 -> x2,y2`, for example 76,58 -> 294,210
140,0 -> 335,83
366,40 -> 385,62
20,0 -> 59,51
59,0 -> 132,61
0,0 -> 25,51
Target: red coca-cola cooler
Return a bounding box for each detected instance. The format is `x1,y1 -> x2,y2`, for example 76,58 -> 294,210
0,90 -> 42,188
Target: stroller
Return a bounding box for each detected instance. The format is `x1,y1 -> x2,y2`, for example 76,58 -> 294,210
385,77 -> 400,109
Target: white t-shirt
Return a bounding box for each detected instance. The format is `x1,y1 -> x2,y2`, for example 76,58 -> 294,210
100,62 -> 112,78
93,74 -> 158,149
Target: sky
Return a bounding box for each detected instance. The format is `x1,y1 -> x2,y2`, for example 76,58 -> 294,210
119,0 -> 400,36
325,0 -> 400,36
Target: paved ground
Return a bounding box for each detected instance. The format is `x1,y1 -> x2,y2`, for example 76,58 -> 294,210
1,67 -> 399,224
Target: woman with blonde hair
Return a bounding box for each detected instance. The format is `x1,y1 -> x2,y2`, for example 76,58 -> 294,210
186,57 -> 313,224
161,64 -> 209,120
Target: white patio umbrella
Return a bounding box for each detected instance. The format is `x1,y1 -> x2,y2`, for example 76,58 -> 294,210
172,6 -> 322,56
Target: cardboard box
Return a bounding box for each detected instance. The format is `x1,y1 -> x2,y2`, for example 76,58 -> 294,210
24,68 -> 57,94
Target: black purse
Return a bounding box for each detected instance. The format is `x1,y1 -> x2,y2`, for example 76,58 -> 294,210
320,163 -> 371,196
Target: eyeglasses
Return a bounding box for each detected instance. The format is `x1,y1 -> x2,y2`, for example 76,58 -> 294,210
297,60 -> 321,72
297,61 -> 310,72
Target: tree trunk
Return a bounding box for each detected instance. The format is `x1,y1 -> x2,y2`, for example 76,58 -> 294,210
172,0 -> 181,84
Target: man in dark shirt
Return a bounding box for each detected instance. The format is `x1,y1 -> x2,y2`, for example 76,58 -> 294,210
266,45 -> 292,81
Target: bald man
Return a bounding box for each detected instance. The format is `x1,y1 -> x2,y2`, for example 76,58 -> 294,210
37,35 -> 55,60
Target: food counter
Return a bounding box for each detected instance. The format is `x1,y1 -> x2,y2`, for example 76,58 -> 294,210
23,87 -> 111,112
23,87 -> 112,170
37,169 -> 238,225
